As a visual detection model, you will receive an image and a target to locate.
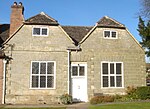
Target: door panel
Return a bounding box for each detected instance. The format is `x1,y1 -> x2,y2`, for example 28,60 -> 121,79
71,64 -> 87,102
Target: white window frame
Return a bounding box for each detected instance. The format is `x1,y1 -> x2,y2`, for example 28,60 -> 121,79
71,63 -> 87,78
103,30 -> 118,39
101,61 -> 124,88
32,27 -> 49,36
30,61 -> 56,89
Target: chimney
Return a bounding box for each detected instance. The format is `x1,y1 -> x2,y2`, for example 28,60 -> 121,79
10,2 -> 24,36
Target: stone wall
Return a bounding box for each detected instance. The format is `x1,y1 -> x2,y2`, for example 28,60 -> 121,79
4,25 -> 74,104
71,27 -> 146,100
4,25 -> 146,104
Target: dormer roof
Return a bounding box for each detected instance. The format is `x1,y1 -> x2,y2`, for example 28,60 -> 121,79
97,16 -> 125,29
24,12 -> 59,25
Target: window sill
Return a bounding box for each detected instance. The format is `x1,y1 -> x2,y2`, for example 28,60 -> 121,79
101,87 -> 124,89
29,87 -> 56,90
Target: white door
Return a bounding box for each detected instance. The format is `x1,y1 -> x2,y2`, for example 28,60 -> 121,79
71,63 -> 87,102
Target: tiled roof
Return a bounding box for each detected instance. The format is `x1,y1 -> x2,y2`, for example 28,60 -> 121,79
0,24 -> 10,45
62,26 -> 93,45
25,12 -> 59,25
97,16 -> 125,29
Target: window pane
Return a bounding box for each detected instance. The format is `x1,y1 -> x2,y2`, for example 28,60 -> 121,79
42,28 -> 48,35
104,31 -> 110,37
32,62 -> 39,74
40,63 -> 46,74
102,63 -> 108,74
103,76 -> 108,87
40,76 -> 46,88
79,66 -> 85,76
110,63 -> 114,74
116,63 -> 122,74
72,66 -> 78,76
32,76 -> 39,88
116,76 -> 122,87
47,62 -> 54,74
112,31 -> 116,38
33,28 -> 40,35
47,76 -> 54,88
110,76 -> 115,87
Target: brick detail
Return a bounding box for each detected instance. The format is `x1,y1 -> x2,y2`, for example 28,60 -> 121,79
10,2 -> 24,36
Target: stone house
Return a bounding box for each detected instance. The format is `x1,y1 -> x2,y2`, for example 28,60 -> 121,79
0,2 -> 146,104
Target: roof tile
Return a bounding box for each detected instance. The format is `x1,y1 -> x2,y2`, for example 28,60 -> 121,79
25,12 -> 59,25
0,24 -> 10,45
62,26 -> 93,45
97,16 -> 125,28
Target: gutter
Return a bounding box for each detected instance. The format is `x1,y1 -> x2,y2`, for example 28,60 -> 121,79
67,46 -> 81,94
67,50 -> 71,94
2,59 -> 7,104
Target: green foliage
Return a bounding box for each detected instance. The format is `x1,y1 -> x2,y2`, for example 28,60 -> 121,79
125,86 -> 138,99
135,86 -> 150,100
137,16 -> 150,57
90,102 -> 150,109
90,95 -> 115,104
59,94 -> 72,105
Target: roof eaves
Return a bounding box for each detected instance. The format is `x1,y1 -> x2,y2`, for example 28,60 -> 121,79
79,24 -> 97,44
3,24 -> 24,45
58,25 -> 75,45
125,28 -> 145,52
24,22 -> 59,25
97,25 -> 126,29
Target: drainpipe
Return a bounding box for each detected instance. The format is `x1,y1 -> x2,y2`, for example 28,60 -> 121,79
2,59 -> 7,104
67,50 -> 71,94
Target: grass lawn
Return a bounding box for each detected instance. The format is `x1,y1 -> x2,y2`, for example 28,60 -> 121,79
0,107 -> 66,109
90,102 -> 150,109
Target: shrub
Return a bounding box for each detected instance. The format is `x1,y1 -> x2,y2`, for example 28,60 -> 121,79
135,86 -> 150,100
126,86 -> 137,95
60,94 -> 72,104
126,86 -> 138,99
103,95 -> 115,102
90,96 -> 104,104
90,95 -> 114,104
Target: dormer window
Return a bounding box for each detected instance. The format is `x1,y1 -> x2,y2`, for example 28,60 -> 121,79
104,31 -> 117,39
32,27 -> 49,36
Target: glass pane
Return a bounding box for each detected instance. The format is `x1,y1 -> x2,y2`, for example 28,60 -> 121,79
112,31 -> 116,38
103,76 -> 108,87
102,63 -> 108,74
72,66 -> 78,76
110,76 -> 115,87
32,62 -> 39,74
104,31 -> 110,37
42,28 -> 47,35
116,76 -> 122,87
32,76 -> 39,88
47,62 -> 54,74
33,28 -> 40,35
116,63 -> 122,74
110,63 -> 114,74
40,63 -> 46,74
47,76 -> 54,88
79,66 -> 85,76
40,76 -> 46,88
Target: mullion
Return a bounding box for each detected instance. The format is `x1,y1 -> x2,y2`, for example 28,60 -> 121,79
46,62 -> 47,88
38,62 -> 40,88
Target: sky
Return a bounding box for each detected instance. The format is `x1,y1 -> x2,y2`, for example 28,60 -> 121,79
0,0 -> 141,41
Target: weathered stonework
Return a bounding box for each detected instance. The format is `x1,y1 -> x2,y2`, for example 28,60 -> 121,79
3,20 -> 146,104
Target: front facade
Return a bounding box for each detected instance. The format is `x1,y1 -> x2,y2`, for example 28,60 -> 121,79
0,2 -> 146,104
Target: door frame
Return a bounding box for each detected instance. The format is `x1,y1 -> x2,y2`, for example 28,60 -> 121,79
71,62 -> 88,102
